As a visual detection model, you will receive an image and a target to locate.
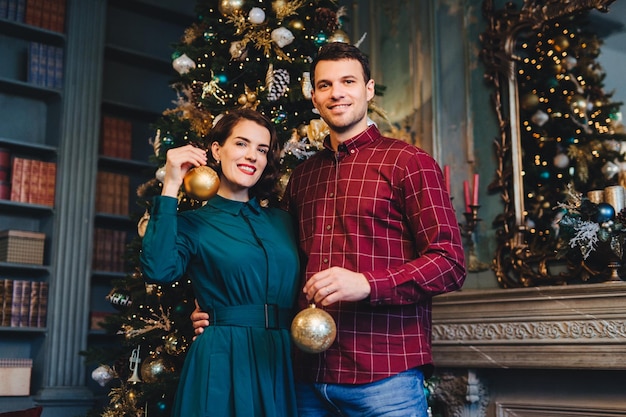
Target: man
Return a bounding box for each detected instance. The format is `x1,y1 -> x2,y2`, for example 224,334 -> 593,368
193,42 -> 466,416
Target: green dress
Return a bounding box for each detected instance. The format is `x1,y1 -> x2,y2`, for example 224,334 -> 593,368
141,195 -> 300,417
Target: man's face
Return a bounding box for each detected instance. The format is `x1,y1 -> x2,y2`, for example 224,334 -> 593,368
311,59 -> 375,142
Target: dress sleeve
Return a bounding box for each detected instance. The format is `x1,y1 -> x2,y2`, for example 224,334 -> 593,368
140,196 -> 195,283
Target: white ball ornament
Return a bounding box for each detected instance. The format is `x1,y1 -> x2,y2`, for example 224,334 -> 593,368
91,365 -> 114,387
155,166 -> 166,182
531,110 -> 549,127
248,7 -> 266,24
553,153 -> 570,169
172,53 -> 195,75
563,56 -> 577,71
271,27 -> 295,48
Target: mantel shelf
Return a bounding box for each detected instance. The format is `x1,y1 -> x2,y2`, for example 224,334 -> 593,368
432,281 -> 626,370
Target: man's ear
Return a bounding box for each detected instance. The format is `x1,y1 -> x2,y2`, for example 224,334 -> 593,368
366,79 -> 375,101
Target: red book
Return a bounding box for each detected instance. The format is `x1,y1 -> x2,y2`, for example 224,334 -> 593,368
10,157 -> 23,202
43,161 -> 56,207
28,159 -> 42,205
25,0 -> 42,27
39,0 -> 51,30
100,116 -> 112,157
122,119 -> 133,159
0,279 -> 11,327
55,0 -> 65,33
112,117 -> 122,158
2,279 -> 13,327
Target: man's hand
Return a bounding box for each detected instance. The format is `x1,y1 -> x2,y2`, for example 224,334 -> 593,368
303,266 -> 371,306
190,300 -> 210,341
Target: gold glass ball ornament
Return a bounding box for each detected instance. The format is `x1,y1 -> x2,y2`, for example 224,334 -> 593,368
291,304 -> 337,354
218,0 -> 244,16
328,29 -> 350,44
183,165 -> 220,201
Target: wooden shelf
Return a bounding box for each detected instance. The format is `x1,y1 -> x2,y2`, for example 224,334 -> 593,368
0,18 -> 65,45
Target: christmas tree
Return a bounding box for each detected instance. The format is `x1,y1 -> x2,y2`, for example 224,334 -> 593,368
84,1 -> 357,416
515,10 -> 625,254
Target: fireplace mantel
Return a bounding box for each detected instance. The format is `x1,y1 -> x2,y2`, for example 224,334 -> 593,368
432,281 -> 626,369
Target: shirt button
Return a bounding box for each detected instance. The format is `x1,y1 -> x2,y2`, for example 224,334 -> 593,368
326,225 -> 332,230
329,192 -> 334,197
323,258 -> 329,264
350,149 -> 355,154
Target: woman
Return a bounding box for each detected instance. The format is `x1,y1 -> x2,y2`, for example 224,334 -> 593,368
140,109 -> 300,417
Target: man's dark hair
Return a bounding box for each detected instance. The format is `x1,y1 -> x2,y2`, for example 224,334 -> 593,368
310,42 -> 371,88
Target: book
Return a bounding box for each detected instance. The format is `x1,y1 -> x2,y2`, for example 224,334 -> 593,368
37,43 -> 47,88
54,46 -> 63,89
90,311 -> 113,331
19,280 -> 31,327
22,157 -> 33,203
0,279 -> 4,326
9,156 -> 24,202
15,0 -> 24,22
6,0 -> 16,20
0,0 -> 8,19
27,41 -> 40,85
43,161 -> 56,206
28,281 -> 40,327
10,279 -> 23,327
37,281 -> 48,328
39,0 -> 51,30
28,158 -> 41,204
24,0 -> 41,26
1,279 -> 12,327
46,44 -> 56,88
55,0 -> 65,33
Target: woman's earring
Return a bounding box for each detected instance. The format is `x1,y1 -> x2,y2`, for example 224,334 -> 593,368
216,159 -> 220,164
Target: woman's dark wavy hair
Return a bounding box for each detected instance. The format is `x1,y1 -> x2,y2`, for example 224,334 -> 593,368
207,109 -> 282,206
310,42 -> 371,88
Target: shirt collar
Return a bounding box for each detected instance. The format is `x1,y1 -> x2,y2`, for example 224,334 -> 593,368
323,124 -> 381,157
206,194 -> 261,216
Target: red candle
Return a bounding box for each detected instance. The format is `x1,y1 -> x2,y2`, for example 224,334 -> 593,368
463,180 -> 471,213
443,165 -> 451,195
472,173 -> 479,206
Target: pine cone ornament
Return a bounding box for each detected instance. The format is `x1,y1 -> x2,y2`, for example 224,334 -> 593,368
314,7 -> 338,33
266,68 -> 290,101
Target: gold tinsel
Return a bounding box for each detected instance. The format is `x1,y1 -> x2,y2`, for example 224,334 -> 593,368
120,305 -> 172,339
272,0 -> 307,21
183,23 -> 204,45
226,13 -> 292,61
162,87 -> 214,137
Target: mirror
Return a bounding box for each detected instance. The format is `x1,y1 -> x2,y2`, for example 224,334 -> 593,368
480,0 -> 624,287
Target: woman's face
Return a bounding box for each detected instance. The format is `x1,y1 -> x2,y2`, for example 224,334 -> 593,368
211,119 -> 271,202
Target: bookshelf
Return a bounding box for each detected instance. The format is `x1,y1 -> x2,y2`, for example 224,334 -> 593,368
0,0 -> 194,415
85,0 -> 195,408
0,0 -> 63,410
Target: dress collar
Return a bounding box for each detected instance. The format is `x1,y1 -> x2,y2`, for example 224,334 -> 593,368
206,194 -> 261,216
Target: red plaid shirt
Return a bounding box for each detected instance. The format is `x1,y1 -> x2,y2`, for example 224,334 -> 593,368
283,125 -> 466,384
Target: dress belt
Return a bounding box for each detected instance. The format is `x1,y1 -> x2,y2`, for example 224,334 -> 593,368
209,304 -> 293,330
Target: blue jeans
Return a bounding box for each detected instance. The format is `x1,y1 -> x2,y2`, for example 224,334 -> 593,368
296,368 -> 428,417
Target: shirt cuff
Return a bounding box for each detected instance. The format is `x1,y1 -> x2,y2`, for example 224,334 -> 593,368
363,270 -> 395,305
152,195 -> 178,216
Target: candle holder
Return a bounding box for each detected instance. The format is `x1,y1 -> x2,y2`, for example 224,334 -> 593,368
461,205 -> 490,272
